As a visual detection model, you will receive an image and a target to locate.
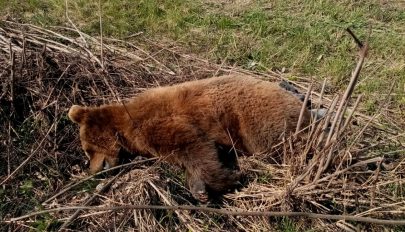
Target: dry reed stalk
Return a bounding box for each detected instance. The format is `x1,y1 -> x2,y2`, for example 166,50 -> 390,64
98,0 -> 104,69
296,82 -> 313,133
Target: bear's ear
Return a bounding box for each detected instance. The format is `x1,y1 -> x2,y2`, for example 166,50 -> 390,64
68,105 -> 88,124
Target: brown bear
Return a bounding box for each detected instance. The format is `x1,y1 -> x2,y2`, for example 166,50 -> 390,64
68,74 -> 311,202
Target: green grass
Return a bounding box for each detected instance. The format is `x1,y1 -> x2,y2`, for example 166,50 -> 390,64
1,0 -> 404,115
278,217 -> 299,232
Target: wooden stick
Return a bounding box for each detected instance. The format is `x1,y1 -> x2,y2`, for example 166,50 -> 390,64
6,204 -> 405,226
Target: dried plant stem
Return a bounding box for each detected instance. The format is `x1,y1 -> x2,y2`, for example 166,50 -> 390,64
309,78 -> 327,137
7,43 -> 15,178
6,21 -> 102,66
370,160 -> 382,207
339,94 -> 362,135
316,95 -> 339,148
355,201 -> 405,217
325,43 -> 369,147
346,113 -> 380,153
98,0 -> 104,69
296,82 -> 312,133
64,0 -> 87,47
7,204 -> 405,226
312,97 -> 339,182
7,122 -> 12,176
319,38 -> 369,176
21,36 -> 26,65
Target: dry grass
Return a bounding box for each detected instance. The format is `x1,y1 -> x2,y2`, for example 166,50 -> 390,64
0,21 -> 404,231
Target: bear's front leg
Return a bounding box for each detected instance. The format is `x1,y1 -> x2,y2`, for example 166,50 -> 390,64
185,169 -> 209,203
182,142 -> 242,202
142,116 -> 241,202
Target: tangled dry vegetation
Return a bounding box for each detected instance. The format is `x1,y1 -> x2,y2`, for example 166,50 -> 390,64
0,21 -> 404,231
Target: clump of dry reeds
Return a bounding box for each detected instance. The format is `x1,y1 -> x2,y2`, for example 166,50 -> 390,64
1,21 -> 404,231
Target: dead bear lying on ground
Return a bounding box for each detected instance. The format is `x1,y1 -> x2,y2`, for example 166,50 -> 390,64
68,74 -> 311,202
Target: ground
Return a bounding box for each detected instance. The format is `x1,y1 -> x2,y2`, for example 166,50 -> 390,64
0,1 -> 404,231
1,0 -> 404,117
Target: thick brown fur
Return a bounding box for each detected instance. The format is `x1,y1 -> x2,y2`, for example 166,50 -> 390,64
68,74 -> 311,201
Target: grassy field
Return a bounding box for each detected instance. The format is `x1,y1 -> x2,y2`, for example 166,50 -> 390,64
1,0 -> 404,231
1,0 -> 405,115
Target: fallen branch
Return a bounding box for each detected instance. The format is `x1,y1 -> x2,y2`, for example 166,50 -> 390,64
6,204 -> 405,226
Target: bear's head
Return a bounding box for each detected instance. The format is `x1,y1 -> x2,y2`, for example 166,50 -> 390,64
68,105 -> 120,174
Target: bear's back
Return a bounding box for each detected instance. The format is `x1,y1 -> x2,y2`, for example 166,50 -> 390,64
197,75 -> 308,153
129,75 -> 309,154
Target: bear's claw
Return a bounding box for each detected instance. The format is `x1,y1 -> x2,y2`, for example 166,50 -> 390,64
195,190 -> 209,203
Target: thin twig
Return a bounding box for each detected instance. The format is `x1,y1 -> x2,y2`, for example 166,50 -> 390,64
64,0 -> 88,47
98,0 -> 104,69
